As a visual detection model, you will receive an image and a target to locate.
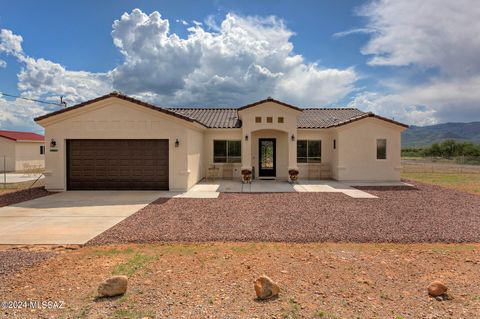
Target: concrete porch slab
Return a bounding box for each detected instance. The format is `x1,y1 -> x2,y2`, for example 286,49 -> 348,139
195,179 -> 377,198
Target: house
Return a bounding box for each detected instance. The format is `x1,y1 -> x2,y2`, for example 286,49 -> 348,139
34,92 -> 408,191
0,130 -> 45,172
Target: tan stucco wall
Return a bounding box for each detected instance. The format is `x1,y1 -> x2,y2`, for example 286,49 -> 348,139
238,102 -> 300,171
37,98 -> 204,191
203,129 -> 243,179
14,141 -> 45,171
0,137 -> 15,171
335,118 -> 404,181
187,128 -> 205,188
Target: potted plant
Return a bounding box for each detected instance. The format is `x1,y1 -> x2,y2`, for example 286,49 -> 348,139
241,168 -> 252,183
288,169 -> 299,183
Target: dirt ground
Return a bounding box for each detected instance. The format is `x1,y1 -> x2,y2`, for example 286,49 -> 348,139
1,243 -> 479,319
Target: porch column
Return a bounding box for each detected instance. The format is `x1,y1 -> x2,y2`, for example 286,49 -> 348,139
288,130 -> 297,170
242,129 -> 252,169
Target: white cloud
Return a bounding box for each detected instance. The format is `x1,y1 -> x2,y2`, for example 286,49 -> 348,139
359,0 -> 480,77
0,28 -> 112,129
17,57 -> 112,104
0,59 -> 6,68
176,19 -> 189,26
0,97 -> 47,131
111,9 -> 357,106
0,29 -> 24,57
346,0 -> 480,125
0,9 -> 358,130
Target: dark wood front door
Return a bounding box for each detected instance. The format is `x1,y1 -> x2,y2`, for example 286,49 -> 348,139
67,139 -> 169,190
258,138 -> 276,177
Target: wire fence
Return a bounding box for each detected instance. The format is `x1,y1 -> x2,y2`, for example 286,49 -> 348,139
0,156 -> 45,190
402,156 -> 480,174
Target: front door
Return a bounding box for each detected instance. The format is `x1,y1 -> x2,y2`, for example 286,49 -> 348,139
258,138 -> 276,177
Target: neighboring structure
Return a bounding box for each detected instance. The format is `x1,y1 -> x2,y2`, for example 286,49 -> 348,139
34,92 -> 408,191
0,130 -> 45,172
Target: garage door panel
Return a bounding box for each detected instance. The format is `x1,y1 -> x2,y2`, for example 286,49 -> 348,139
67,139 -> 169,190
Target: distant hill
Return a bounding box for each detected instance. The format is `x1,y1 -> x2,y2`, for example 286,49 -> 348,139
402,122 -> 480,148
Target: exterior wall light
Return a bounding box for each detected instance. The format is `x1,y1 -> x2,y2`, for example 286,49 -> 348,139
291,134 -> 295,141
50,139 -> 57,148
245,135 -> 249,141
175,139 -> 180,147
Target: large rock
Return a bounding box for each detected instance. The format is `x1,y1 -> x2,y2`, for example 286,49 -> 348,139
427,280 -> 448,297
254,275 -> 280,300
98,275 -> 128,297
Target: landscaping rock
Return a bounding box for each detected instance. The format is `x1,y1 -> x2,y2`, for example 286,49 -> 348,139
98,275 -> 128,297
254,275 -> 279,300
427,281 -> 447,297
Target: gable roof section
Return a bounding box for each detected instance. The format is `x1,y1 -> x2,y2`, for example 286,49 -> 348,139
34,92 -> 207,127
237,97 -> 303,112
33,92 -> 408,129
0,130 -> 44,142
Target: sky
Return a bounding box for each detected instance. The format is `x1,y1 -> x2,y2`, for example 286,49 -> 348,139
0,0 -> 479,132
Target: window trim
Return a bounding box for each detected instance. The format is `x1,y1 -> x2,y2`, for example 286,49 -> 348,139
376,138 -> 387,160
297,140 -> 322,163
213,140 -> 242,163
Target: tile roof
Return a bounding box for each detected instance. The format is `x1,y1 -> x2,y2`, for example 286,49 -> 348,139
166,108 -> 241,128
34,92 -> 408,129
0,130 -> 44,142
297,108 -> 367,128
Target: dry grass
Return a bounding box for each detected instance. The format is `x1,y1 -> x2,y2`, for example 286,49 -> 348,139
402,172 -> 480,196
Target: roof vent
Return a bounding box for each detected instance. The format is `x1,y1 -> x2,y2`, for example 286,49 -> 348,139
267,96 -> 273,100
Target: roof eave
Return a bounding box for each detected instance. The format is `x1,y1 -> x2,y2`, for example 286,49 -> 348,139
237,98 -> 303,112
34,92 -> 207,128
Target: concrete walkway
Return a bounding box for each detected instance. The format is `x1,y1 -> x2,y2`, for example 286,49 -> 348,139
0,191 -> 161,244
192,179 -> 379,198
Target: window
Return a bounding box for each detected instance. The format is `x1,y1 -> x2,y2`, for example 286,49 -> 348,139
376,139 -> 387,159
278,117 -> 284,123
214,140 -> 241,163
297,140 -> 321,163
255,117 -> 262,123
333,139 -> 336,150
40,145 -> 45,155
266,117 -> 273,123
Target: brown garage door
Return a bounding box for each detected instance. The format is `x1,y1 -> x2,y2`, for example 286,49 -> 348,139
67,139 -> 169,190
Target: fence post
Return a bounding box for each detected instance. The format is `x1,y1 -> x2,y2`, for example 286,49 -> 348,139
3,156 -> 5,188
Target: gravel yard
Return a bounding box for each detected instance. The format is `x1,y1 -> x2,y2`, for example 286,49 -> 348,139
0,250 -> 55,278
0,187 -> 52,208
89,181 -> 480,244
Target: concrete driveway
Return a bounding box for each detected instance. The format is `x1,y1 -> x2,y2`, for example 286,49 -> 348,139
0,191 -> 161,244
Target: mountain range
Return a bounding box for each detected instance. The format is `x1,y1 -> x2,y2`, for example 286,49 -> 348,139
401,122 -> 480,148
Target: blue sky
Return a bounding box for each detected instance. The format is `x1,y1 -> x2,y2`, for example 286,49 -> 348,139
0,0 -> 479,132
